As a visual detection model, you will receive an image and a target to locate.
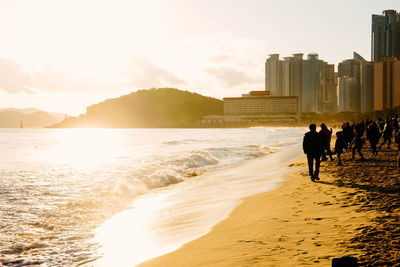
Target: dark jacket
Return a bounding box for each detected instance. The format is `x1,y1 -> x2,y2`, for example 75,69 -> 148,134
334,135 -> 346,154
319,127 -> 332,145
383,123 -> 393,138
366,123 -> 380,143
303,131 -> 323,155
351,134 -> 365,148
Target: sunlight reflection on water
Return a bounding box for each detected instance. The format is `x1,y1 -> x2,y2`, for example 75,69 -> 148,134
0,127 -> 304,266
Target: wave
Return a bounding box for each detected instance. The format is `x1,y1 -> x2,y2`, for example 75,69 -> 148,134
65,151 -> 220,212
276,140 -> 301,147
162,140 -> 186,145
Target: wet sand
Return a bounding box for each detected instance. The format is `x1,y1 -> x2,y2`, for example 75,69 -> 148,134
140,147 -> 397,266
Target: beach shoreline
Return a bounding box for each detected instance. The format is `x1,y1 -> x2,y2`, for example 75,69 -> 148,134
139,155 -> 378,266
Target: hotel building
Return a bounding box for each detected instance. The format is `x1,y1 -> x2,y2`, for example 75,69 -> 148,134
201,91 -> 299,124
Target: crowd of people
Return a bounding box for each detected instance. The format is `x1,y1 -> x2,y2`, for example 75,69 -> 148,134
302,116 -> 400,182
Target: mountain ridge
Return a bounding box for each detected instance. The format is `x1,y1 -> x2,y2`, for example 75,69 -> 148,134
0,110 -> 65,128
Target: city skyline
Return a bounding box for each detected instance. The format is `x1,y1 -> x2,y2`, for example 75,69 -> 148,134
0,0 -> 398,115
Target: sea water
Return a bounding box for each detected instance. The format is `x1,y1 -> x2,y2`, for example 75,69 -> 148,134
0,127 -> 305,266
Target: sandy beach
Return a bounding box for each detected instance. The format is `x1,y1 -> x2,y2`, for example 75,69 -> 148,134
140,149 -> 392,266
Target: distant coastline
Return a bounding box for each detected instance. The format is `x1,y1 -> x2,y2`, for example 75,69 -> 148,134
47,87 -> 400,129
0,108 -> 64,128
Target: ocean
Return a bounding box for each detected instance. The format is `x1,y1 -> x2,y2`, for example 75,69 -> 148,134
0,127 -> 305,266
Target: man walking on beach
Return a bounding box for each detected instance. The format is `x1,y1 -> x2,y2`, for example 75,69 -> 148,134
303,124 -> 323,181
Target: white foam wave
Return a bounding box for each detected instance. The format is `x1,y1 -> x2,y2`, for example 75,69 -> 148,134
65,151 -> 220,214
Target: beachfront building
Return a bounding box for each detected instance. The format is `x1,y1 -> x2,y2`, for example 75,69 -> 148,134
281,54 -> 303,98
372,10 -> 400,62
338,58 -> 362,112
338,76 -> 359,112
394,60 -> 400,108
223,93 -> 298,116
361,62 -> 375,113
265,54 -> 282,95
265,52 -> 336,114
301,53 -> 324,113
321,63 -> 337,113
200,91 -> 299,124
374,57 -> 400,110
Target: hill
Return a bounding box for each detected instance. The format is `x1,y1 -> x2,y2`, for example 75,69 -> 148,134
0,107 -> 42,114
0,108 -> 65,119
0,110 -> 65,128
49,88 -> 223,128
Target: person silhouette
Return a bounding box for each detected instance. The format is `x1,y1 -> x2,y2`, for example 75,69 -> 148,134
303,124 -> 323,181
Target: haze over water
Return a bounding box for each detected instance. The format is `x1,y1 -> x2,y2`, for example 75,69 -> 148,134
0,127 -> 303,266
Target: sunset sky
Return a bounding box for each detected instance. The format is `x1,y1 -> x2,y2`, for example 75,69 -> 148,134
0,0 -> 398,115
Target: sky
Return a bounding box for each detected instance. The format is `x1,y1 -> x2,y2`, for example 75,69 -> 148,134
0,0 -> 398,115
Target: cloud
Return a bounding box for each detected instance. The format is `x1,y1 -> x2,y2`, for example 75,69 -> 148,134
126,57 -> 188,88
210,55 -> 232,63
0,59 -> 117,94
205,67 -> 262,87
32,64 -> 116,93
0,31 -> 268,99
0,57 -> 34,94
145,32 -> 268,98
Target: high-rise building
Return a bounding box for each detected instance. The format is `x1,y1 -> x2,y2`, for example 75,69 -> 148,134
302,53 -> 324,113
372,10 -> 400,62
281,57 -> 292,96
322,64 -> 337,113
360,62 -> 375,113
265,53 -> 335,113
374,57 -> 399,110
393,60 -> 400,108
338,76 -> 359,112
281,54 -> 303,98
265,54 -> 282,95
290,53 -> 303,98
353,51 -> 366,62
338,58 -> 361,112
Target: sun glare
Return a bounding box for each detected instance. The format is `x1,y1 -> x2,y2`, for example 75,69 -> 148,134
47,129 -> 123,168
7,0 -> 163,78
93,194 -> 174,266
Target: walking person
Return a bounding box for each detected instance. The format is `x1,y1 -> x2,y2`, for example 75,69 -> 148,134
334,131 -> 346,166
379,119 -> 393,150
319,123 -> 333,161
367,122 -> 380,155
343,122 -> 354,150
393,116 -> 399,138
303,124 -> 323,182
351,128 -> 366,161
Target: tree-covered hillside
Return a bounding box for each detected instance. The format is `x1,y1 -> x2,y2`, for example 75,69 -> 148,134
49,88 -> 223,128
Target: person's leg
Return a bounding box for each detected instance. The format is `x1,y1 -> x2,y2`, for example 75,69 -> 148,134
388,136 -> 391,149
327,145 -> 333,160
314,155 -> 320,179
379,139 -> 383,149
307,154 -> 314,177
352,146 -> 356,159
321,148 -> 327,161
371,141 -> 377,154
358,147 -> 365,160
337,152 -> 342,166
